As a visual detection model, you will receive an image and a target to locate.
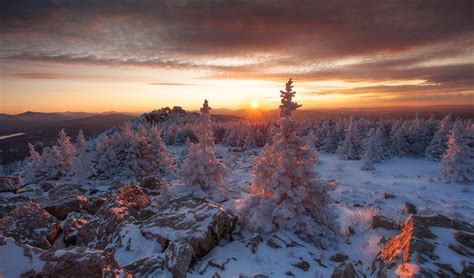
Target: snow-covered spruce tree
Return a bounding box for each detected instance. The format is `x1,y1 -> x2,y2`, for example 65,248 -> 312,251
55,129 -> 76,176
360,128 -> 383,171
439,121 -> 473,183
71,130 -> 94,181
181,99 -> 227,200
337,115 -> 362,160
243,79 -> 338,242
390,121 -> 409,156
21,143 -> 43,182
425,113 -> 453,160
147,125 -> 174,175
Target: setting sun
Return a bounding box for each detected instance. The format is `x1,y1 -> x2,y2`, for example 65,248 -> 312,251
250,100 -> 259,109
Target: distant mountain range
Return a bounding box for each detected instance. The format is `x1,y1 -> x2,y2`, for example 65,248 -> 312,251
0,112 -> 137,164
211,105 -> 474,120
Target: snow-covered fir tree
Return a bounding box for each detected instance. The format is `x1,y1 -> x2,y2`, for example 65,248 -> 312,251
337,116 -> 362,160
243,79 -> 338,242
22,143 -> 42,182
425,113 -> 453,160
360,128 -> 384,171
147,125 -> 174,175
439,121 -> 473,183
55,129 -> 75,176
71,130 -> 94,181
181,99 -> 227,200
390,121 -> 409,157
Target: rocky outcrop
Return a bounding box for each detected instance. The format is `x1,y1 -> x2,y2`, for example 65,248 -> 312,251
372,214 -> 474,277
139,197 -> 238,278
0,176 -> 21,193
0,236 -> 130,278
42,185 -> 89,220
84,196 -> 107,215
76,185 -> 150,249
0,202 -> 61,249
140,176 -> 163,191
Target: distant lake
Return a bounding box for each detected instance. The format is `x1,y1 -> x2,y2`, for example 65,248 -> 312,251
0,133 -> 26,140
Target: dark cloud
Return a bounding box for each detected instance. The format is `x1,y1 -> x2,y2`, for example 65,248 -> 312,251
1,0 -> 473,102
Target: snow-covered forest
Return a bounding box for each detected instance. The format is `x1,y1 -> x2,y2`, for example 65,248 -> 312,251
1,80 -> 473,277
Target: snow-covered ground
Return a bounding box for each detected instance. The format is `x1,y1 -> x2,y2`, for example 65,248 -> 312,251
180,146 -> 473,277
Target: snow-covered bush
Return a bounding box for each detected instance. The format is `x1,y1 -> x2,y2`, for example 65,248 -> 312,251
439,121 -> 473,183
180,99 -> 228,200
242,79 -> 338,242
340,207 -> 379,235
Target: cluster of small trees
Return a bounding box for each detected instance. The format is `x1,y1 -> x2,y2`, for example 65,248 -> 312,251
22,124 -> 174,183
23,130 -> 83,182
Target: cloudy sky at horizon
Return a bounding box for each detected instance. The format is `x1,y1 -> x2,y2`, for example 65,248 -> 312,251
1,0 -> 473,114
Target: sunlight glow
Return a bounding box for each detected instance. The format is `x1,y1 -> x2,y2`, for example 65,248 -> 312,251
250,100 -> 259,109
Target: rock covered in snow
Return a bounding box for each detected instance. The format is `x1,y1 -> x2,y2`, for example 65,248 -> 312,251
41,185 -> 89,220
63,211 -> 93,246
372,214 -> 474,277
372,215 -> 400,231
0,176 -> 21,192
0,236 -> 130,277
139,197 -> 237,277
0,202 -> 61,249
331,262 -> 356,278
76,185 -> 150,249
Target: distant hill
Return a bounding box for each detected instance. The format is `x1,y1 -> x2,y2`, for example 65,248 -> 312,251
0,113 -> 135,164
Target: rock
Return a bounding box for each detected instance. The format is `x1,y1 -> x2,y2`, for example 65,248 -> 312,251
208,258 -> 230,271
123,253 -> 167,277
83,196 -> 107,215
252,274 -> 269,278
140,197 -> 237,277
0,202 -> 61,249
0,196 -> 23,218
330,253 -> 348,263
42,186 -> 89,220
246,233 -> 263,254
372,214 -> 474,277
0,176 -> 21,192
331,263 -> 356,278
454,230 -> 474,248
164,239 -> 194,278
372,215 -> 400,230
404,202 -> 417,214
76,185 -> 150,249
140,176 -> 163,191
383,193 -> 396,199
63,212 -> 93,246
266,238 -> 282,249
25,245 -> 131,277
292,259 -> 310,271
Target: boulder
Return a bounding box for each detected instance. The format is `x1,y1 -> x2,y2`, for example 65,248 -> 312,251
123,253 -> 168,277
372,214 -> 474,277
330,253 -> 349,263
0,176 -> 21,193
83,196 -> 107,215
76,185 -> 150,249
0,202 -> 61,249
372,215 -> 400,230
63,212 -> 93,246
139,197 -> 237,278
331,263 -> 356,278
1,237 -> 131,278
31,246 -> 131,277
140,176 -> 163,191
42,186 -> 89,220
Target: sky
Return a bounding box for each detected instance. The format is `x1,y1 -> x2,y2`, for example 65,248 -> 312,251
1,0 -> 473,114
